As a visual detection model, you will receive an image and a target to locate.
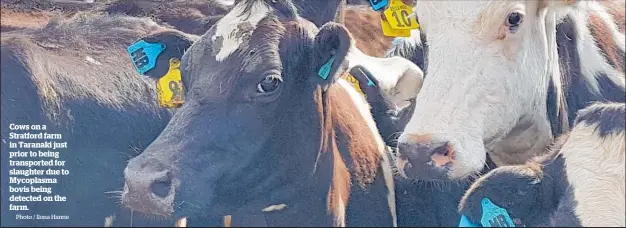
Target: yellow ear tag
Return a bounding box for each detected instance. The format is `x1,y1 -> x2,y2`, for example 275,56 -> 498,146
384,0 -> 419,30
156,58 -> 184,108
343,72 -> 367,98
381,16 -> 411,37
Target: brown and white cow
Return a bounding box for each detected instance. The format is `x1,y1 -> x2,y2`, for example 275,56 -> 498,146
120,0 -> 408,226
390,0 -> 625,181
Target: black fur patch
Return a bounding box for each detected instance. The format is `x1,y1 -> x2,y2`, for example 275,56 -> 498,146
574,102 -> 625,137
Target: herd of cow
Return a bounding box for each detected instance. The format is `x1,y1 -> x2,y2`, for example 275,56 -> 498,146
1,0 -> 624,227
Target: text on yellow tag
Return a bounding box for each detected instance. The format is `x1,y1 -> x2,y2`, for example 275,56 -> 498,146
384,0 -> 419,30
156,58 -> 184,108
381,16 -> 411,37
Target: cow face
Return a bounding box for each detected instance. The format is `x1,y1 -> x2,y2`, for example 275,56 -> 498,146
396,0 -> 576,180
121,0 -> 353,219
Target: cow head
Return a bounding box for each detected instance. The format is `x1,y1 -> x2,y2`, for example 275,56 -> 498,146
121,0 -> 355,220
397,0 -> 579,180
458,162 -> 559,227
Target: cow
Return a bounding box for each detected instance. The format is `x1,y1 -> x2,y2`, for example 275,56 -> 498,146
458,101 -> 625,227
0,12 -> 199,227
389,0 -> 625,181
118,0 -> 429,226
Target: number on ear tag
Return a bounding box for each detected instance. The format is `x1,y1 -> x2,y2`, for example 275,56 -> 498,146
156,58 -> 184,108
480,198 -> 515,227
369,0 -> 388,11
381,16 -> 411,37
384,0 -> 419,30
318,56 -> 335,80
127,40 -> 166,75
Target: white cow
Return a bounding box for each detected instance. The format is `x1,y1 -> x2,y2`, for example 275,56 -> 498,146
391,0 -> 625,180
458,102 -> 625,227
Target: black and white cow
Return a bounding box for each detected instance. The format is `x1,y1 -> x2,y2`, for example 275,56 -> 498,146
387,0 -> 625,181
458,101 -> 625,227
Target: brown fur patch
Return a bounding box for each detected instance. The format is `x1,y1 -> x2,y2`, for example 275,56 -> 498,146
599,0 -> 626,33
329,84 -> 381,188
588,11 -> 625,73
0,7 -> 53,32
344,7 -> 394,57
327,141 -> 351,227
317,83 -> 385,226
405,133 -> 432,143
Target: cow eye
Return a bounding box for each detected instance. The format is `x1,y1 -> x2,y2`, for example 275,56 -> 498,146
257,75 -> 282,93
506,12 -> 524,32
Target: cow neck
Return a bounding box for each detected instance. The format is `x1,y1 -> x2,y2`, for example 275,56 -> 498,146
254,88 -> 345,226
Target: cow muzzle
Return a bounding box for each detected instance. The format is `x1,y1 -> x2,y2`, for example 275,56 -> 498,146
396,133 -> 456,180
121,156 -> 178,217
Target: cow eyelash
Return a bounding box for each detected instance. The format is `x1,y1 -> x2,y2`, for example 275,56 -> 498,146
256,75 -> 282,94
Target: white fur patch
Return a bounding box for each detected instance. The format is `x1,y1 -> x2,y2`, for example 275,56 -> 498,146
212,1 -> 271,62
85,56 -> 102,65
216,0 -> 235,6
334,192 -> 346,227
346,43 -> 424,106
380,147 -> 398,227
561,119 -> 625,227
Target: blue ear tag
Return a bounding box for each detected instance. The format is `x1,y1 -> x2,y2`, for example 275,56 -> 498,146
318,56 -> 335,80
127,40 -> 166,75
458,198 -> 515,227
459,214 -> 480,227
369,0 -> 388,11
480,198 -> 515,227
366,77 -> 376,87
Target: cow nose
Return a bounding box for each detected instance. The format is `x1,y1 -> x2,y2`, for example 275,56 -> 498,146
396,133 -> 455,180
150,170 -> 173,198
122,155 -> 175,216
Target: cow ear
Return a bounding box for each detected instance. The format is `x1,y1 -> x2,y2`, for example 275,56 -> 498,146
310,22 -> 352,90
128,29 -> 198,79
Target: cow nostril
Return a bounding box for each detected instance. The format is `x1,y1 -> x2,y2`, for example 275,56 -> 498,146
150,171 -> 173,198
432,143 -> 450,156
151,180 -> 172,198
